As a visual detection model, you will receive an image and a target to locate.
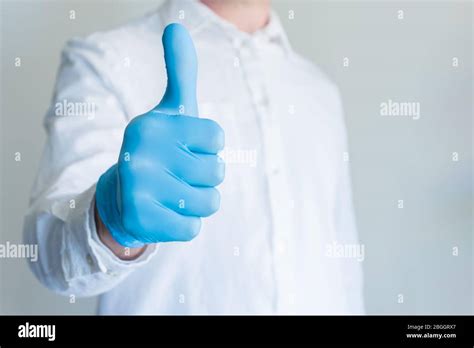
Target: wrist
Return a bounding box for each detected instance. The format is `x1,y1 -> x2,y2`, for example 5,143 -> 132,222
94,202 -> 146,260
95,164 -> 145,248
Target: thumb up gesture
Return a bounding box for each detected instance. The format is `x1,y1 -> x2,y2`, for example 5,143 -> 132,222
96,23 -> 225,248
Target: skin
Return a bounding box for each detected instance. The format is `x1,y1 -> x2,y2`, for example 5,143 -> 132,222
201,0 -> 270,33
95,0 -> 271,260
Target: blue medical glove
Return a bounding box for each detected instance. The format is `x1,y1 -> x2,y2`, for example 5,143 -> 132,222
95,23 -> 225,247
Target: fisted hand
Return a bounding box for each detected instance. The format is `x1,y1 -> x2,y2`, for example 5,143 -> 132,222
96,23 -> 225,248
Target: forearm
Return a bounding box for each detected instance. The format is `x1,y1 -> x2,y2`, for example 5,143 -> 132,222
24,187 -> 157,298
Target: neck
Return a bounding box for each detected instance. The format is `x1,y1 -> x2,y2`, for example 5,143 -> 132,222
200,0 -> 270,33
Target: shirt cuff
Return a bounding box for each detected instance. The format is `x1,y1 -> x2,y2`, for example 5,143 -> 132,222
84,185 -> 159,276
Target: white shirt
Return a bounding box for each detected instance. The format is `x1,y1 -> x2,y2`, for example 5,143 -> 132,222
24,0 -> 364,314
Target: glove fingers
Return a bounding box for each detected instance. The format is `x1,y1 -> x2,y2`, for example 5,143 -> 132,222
168,147 -> 225,187
123,198 -> 202,243
122,168 -> 221,218
170,114 -> 224,154
155,171 -> 221,217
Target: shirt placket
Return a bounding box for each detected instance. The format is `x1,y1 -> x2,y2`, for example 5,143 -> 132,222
237,37 -> 296,313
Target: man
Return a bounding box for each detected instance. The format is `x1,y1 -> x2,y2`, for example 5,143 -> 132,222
24,0 -> 364,314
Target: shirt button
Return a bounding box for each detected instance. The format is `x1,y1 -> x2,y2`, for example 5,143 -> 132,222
271,167 -> 280,176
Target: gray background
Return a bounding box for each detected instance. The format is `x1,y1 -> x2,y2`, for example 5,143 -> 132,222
0,0 -> 472,314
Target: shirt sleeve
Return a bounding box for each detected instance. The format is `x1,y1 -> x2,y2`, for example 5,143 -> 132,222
23,35 -> 158,298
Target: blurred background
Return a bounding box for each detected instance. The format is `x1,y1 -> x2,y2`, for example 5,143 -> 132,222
0,0 -> 472,314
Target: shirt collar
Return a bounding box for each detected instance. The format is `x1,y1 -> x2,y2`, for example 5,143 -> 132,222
160,0 -> 292,54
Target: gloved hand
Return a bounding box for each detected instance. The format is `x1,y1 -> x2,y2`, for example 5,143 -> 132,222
95,23 -> 225,248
